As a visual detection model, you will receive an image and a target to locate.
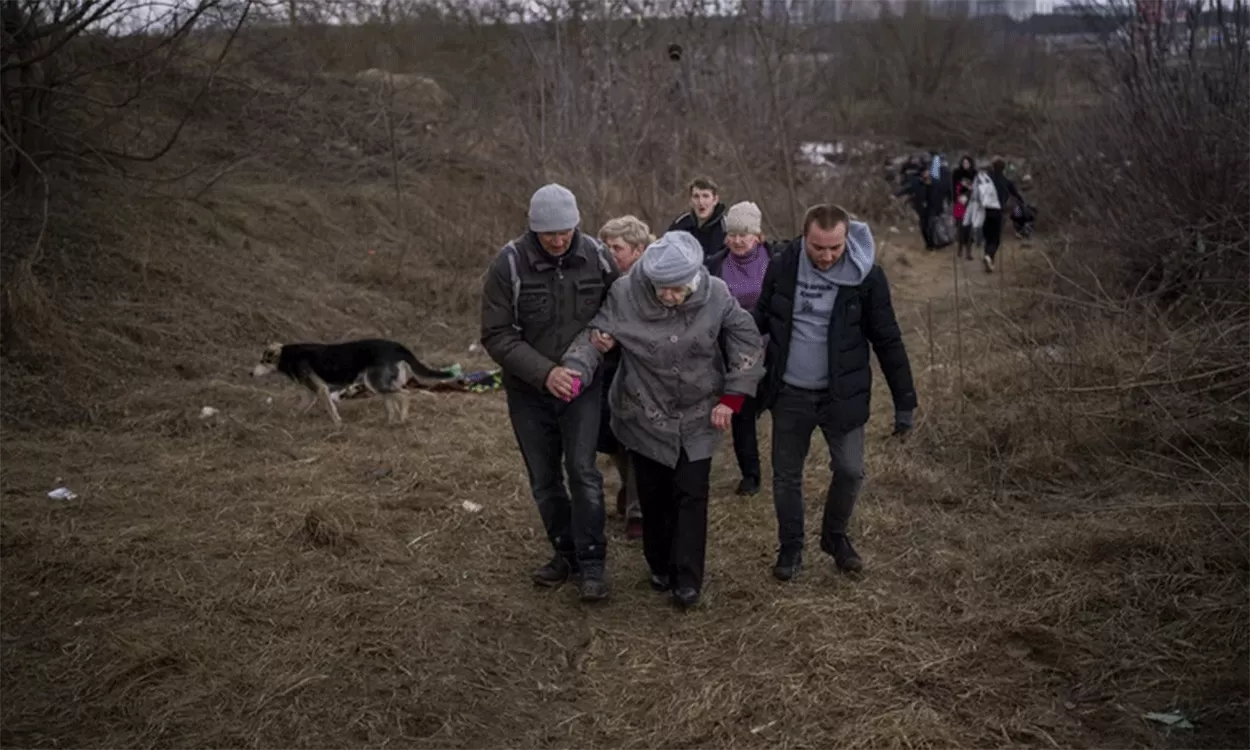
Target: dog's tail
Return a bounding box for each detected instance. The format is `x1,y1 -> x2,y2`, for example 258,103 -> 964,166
400,347 -> 459,380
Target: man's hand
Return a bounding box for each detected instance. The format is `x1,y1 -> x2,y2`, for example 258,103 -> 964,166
590,330 -> 616,353
546,366 -> 581,401
711,404 -> 733,431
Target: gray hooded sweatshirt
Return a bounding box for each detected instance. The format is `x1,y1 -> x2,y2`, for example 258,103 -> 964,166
562,261 -> 765,469
782,220 -> 876,390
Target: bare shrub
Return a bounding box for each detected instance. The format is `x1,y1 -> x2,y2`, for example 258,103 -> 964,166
919,0 -> 1249,504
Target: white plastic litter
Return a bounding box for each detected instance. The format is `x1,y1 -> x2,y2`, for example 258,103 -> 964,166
200,406 -> 220,419
461,500 -> 483,513
48,487 -> 78,501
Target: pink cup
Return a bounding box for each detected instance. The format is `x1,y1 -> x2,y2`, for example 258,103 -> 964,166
568,375 -> 582,400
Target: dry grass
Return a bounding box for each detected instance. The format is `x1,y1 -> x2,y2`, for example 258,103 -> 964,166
2,38 -> 1246,749
2,223 -> 1246,748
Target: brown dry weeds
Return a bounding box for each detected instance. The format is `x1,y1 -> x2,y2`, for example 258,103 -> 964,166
2,227 -> 1245,749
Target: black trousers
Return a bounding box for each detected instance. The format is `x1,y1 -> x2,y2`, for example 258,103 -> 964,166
630,450 -> 711,592
730,397 -> 761,481
957,222 -> 973,250
917,207 -> 935,248
983,209 -> 1004,260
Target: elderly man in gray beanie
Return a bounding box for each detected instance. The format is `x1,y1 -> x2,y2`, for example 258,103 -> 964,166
562,231 -> 764,609
480,183 -> 620,602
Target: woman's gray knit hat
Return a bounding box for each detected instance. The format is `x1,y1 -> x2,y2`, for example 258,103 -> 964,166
529,183 -> 580,233
641,231 -> 703,287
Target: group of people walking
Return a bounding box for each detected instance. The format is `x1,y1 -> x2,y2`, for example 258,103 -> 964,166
896,153 -> 1029,274
479,177 -> 917,609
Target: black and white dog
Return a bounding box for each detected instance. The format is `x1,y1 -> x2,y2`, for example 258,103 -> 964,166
252,339 -> 457,425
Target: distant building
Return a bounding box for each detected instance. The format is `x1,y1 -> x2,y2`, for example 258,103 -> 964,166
741,0 -> 1039,22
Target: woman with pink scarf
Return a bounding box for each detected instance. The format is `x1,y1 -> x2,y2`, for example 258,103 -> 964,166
704,201 -> 773,496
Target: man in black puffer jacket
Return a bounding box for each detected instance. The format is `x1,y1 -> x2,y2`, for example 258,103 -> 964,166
754,204 -> 917,581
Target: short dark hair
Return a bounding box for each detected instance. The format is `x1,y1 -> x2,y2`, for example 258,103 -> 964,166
992,157 -> 1007,173
802,204 -> 850,235
688,176 -> 719,195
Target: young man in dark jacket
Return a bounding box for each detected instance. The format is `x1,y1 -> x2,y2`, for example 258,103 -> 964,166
669,176 -> 727,258
480,183 -> 620,601
753,204 -> 917,580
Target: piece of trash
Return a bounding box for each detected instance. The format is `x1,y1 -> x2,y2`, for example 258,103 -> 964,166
461,500 -> 483,513
265,396 -> 273,404
750,720 -> 777,735
368,468 -> 392,481
406,530 -> 436,548
468,342 -> 480,353
47,487 -> 78,501
1143,711 -> 1194,730
889,226 -> 900,234
200,406 -> 220,419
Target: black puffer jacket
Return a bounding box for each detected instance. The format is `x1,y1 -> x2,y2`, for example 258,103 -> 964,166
753,235 -> 917,431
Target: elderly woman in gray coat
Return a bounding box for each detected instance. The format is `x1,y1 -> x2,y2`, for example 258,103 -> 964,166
563,230 -> 764,608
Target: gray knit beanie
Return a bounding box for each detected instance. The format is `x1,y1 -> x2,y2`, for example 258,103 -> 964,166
726,201 -> 762,235
641,231 -> 703,287
528,183 -> 580,233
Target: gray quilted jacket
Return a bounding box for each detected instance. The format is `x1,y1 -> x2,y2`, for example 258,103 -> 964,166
562,266 -> 764,468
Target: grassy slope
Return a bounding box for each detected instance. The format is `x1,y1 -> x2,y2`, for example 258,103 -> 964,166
1,62 -> 1245,750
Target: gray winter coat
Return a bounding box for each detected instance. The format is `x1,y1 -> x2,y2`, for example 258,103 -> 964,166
562,266 -> 764,469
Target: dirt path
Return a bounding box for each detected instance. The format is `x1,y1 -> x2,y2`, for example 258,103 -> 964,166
1,229 -> 1241,749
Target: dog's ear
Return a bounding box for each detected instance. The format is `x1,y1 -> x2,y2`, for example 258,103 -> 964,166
262,342 -> 283,362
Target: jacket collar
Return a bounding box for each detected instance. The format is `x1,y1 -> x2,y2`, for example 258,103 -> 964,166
516,231 -> 590,272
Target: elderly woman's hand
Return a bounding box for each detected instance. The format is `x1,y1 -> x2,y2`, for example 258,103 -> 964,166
711,403 -> 733,431
590,330 -> 616,353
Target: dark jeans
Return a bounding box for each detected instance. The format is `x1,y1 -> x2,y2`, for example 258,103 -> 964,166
957,223 -> 973,251
983,209 -> 1004,260
506,379 -> 607,565
770,385 -> 867,554
917,208 -> 935,248
730,396 -> 761,481
630,449 -> 711,592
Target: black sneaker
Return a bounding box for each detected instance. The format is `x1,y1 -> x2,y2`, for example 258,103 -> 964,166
671,586 -> 700,608
773,549 -> 802,581
735,476 -> 760,496
578,563 -> 610,602
649,572 -> 671,592
532,554 -> 575,587
823,534 -> 863,573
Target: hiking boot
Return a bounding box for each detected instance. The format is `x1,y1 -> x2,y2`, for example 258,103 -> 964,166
671,586 -> 700,608
649,572 -> 671,592
625,519 -> 643,541
532,554 -> 576,587
735,475 -> 760,496
823,534 -> 863,573
578,563 -> 610,602
773,549 -> 802,581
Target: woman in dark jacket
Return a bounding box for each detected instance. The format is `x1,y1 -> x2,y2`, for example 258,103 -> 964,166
952,155 -> 977,189
953,156 -> 976,260
982,158 -> 1024,273
596,215 -> 654,540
